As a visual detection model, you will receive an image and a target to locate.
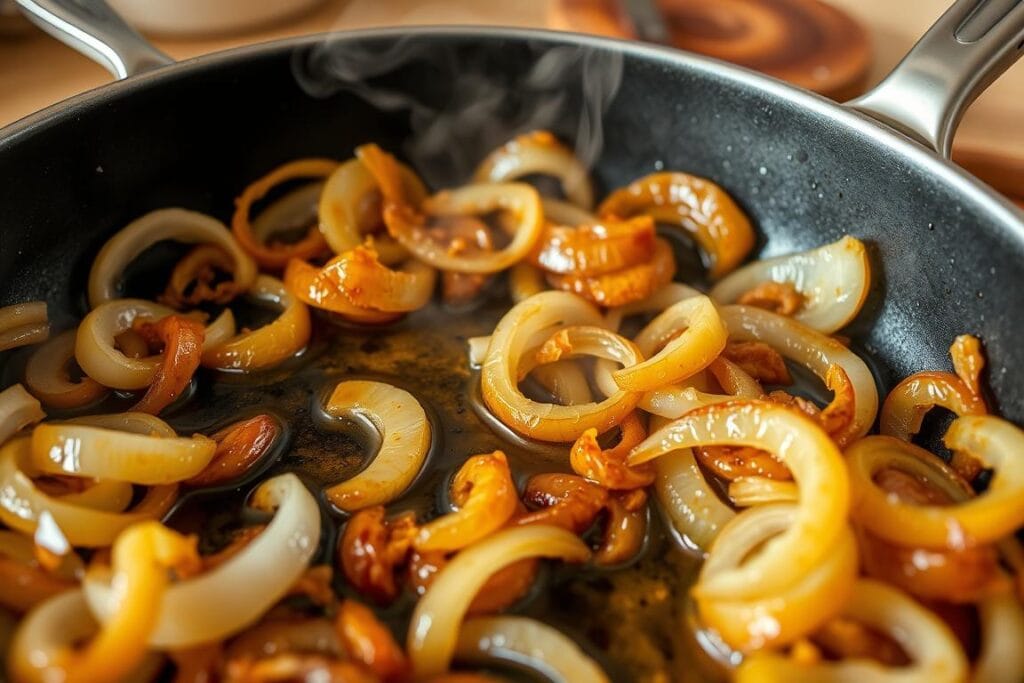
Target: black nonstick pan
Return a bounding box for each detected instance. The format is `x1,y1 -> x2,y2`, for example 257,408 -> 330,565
1,0 -> 1024,676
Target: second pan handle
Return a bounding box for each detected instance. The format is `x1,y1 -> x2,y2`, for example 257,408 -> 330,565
847,0 -> 1024,158
14,0 -> 172,79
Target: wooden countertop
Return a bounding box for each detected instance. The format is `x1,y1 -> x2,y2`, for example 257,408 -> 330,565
0,0 -> 1021,162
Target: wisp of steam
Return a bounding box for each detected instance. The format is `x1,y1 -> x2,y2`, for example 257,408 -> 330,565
291,32 -> 623,185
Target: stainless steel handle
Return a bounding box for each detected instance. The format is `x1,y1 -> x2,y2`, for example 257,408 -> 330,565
14,0 -> 172,79
848,0 -> 1024,158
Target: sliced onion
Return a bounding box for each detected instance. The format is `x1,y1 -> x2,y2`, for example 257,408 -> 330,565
728,476 -> 798,506
160,244 -> 237,309
974,589 -> 1024,683
202,275 -> 311,372
599,171 -> 755,279
530,360 -> 592,405
406,525 -> 590,677
721,305 -> 878,440
654,448 -> 735,553
322,380 -> 430,511
0,302 -> 49,352
541,197 -> 597,226
613,295 -> 727,392
57,480 -> 134,513
474,130 -> 594,209
710,237 -> 870,333
529,216 -> 655,276
736,579 -> 968,683
630,401 -> 849,601
0,439 -> 177,547
232,159 -> 336,269
284,257 -> 400,325
84,472 -> 320,647
847,417 -> 1024,548
482,293 -> 641,442
320,157 -> 426,262
252,182 -> 323,242
88,208 -> 257,308
24,330 -> 108,409
509,262 -> 547,303
546,236 -> 676,307
604,282 -> 703,332
456,616 -> 609,683
0,384 -> 44,447
130,314 -> 205,415
319,246 -> 436,313
30,423 -> 215,485
64,412 -> 176,437
697,503 -> 857,651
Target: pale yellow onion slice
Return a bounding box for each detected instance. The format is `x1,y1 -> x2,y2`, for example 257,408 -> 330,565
721,305 -> 878,439
407,525 -> 590,677
0,302 -> 49,352
509,262 -> 547,303
0,384 -> 45,446
24,330 -> 108,409
698,503 -> 858,650
736,579 -> 967,683
201,275 -> 311,372
76,300 -> 235,390
252,182 -> 323,242
604,282 -> 703,332
710,237 -> 870,334
456,616 -> 609,683
630,401 -> 848,600
319,157 -> 426,262
612,295 -> 728,392
530,360 -> 593,405
847,416 -> 1024,548
728,476 -> 799,506
482,292 -> 641,442
83,473 -> 319,647
541,197 -> 597,226
974,589 -> 1024,683
654,448 -> 735,553
387,182 -> 543,274
87,208 -> 257,308
30,424 -> 216,485
474,131 -> 594,209
322,380 -> 430,511
0,439 -> 176,547
63,411 -> 177,438
58,480 -> 134,513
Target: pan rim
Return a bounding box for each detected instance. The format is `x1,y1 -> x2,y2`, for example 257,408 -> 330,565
1,24 -> 1022,243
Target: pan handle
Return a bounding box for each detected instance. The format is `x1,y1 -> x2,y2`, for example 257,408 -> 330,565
14,0 -> 172,79
847,0 -> 1024,158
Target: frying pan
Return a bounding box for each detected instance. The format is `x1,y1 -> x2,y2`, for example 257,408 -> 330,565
7,0 -> 1022,416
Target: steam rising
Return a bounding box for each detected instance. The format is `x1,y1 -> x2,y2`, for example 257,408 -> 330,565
292,33 -> 623,185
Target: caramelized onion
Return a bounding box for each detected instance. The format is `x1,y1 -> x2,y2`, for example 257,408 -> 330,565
569,413 -> 653,489
728,476 -> 798,506
847,417 -> 1024,548
317,246 -> 435,313
88,208 -> 256,308
339,506 -> 417,605
599,171 -> 755,279
84,473 -> 320,647
881,354 -> 986,442
530,216 -> 655,276
631,401 -> 849,600
595,489 -> 648,565
406,525 -> 590,677
0,385 -> 45,447
711,237 -> 870,333
604,282 -> 703,332
473,130 -> 594,209
323,380 -> 430,511
736,579 -> 967,682
0,302 -> 48,352
0,531 -> 77,614
284,256 -> 401,325
232,158 -> 336,269
131,314 -> 205,414
24,331 -> 108,409
202,275 -> 311,372
541,197 -> 597,226
30,423 -> 215,485
456,616 -> 610,683
160,244 -> 237,309
546,236 -> 676,307
480,292 -> 641,442
530,360 -> 592,405
185,414 -> 281,487
721,305 -> 878,440
336,600 -> 409,681
654,448 -> 735,552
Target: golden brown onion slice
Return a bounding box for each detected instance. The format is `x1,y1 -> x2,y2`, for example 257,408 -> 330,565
30,423 -> 215,485
530,360 -> 592,405
847,417 -> 1024,548
736,579 -> 968,683
546,236 -> 676,307
721,305 -> 878,440
201,275 -> 311,372
89,208 -> 256,308
599,171 -> 755,279
630,401 -> 849,601
322,246 -> 436,313
83,473 -> 320,648
456,616 -> 610,682
473,131 -> 594,209
322,380 -> 430,512
0,302 -> 49,352
160,244 -> 237,309
0,384 -> 45,447
24,331 -> 108,409
406,525 -> 590,678
529,216 -> 655,276
283,257 -> 400,325
711,237 -> 870,333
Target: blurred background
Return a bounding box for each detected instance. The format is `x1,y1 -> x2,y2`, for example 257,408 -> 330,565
1,0 -> 1020,200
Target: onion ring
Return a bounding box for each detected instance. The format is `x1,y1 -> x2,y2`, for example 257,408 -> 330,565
653,447 -> 735,553
0,385 -> 45,447
323,380 -> 430,512
529,360 -> 592,405
711,236 -> 870,333
88,208 -> 256,308
0,302 -> 49,352
473,130 -> 594,209
24,330 -> 108,409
